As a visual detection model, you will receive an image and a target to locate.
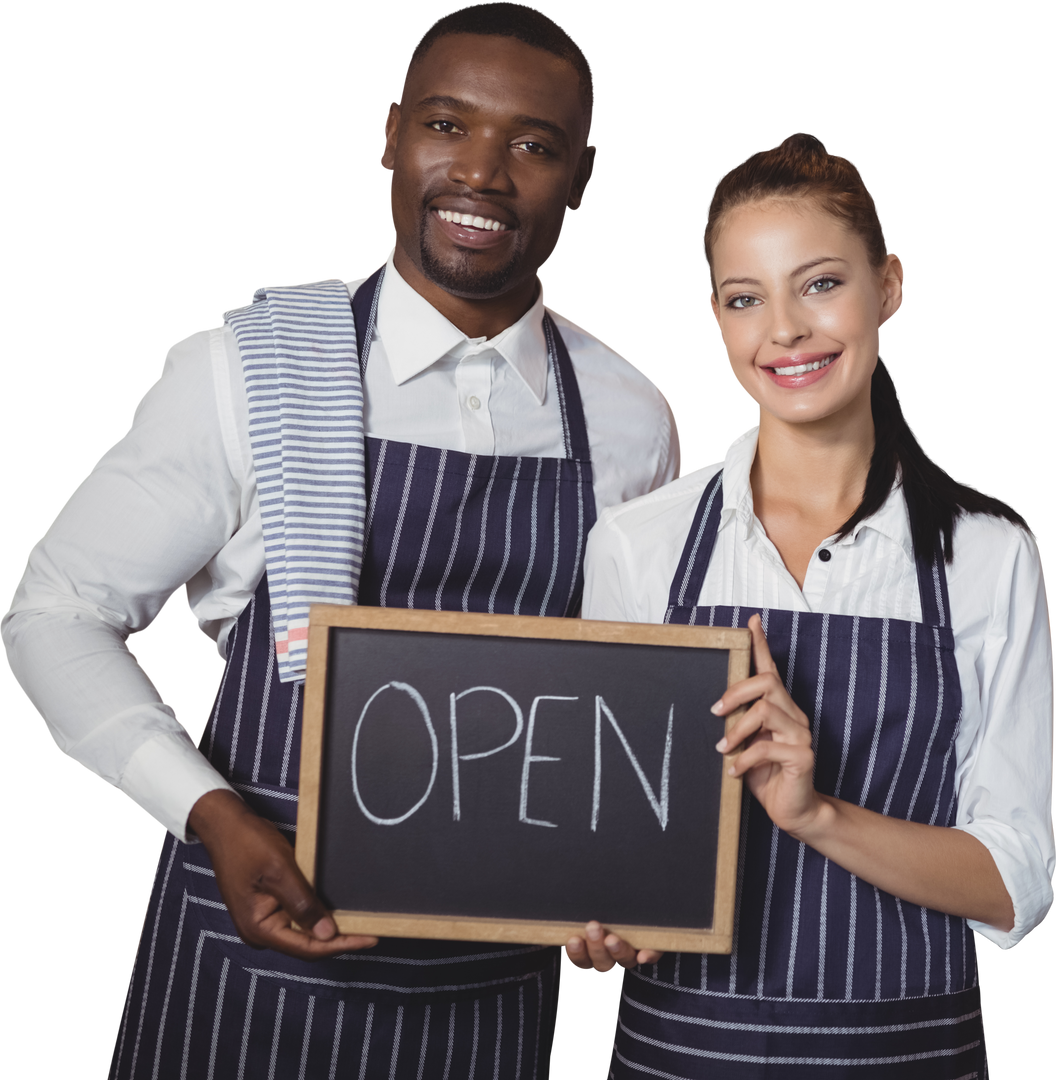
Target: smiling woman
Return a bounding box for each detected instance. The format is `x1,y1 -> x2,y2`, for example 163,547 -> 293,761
573,134 -> 1052,1079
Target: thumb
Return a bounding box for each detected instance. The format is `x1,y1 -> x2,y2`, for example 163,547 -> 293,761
263,860 -> 336,940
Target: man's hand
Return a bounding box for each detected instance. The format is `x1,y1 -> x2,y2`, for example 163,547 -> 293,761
188,789 -> 378,960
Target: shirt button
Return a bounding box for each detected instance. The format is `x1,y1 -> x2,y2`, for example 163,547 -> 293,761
467,395 -> 481,411
818,548 -> 832,563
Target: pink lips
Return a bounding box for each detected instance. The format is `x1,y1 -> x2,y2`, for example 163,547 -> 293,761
762,352 -> 841,389
432,208 -> 515,250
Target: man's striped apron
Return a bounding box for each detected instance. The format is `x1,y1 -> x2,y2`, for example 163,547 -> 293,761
611,470 -> 987,1079
110,269 -> 597,1079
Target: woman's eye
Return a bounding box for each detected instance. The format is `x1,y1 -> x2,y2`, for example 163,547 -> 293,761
728,295 -> 760,309
806,276 -> 840,295
428,120 -> 464,134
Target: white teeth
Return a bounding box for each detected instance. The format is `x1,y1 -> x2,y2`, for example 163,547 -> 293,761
437,209 -> 508,231
772,354 -> 836,377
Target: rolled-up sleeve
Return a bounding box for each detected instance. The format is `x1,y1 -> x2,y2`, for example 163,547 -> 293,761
951,519 -> 1054,948
3,329 -> 246,839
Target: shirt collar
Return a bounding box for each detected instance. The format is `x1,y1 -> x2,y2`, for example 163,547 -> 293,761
720,427 -> 915,557
373,253 -> 549,404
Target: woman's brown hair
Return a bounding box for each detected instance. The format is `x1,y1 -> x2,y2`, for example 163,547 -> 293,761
704,134 -> 1026,563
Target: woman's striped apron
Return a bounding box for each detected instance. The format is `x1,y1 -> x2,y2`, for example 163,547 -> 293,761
111,270 -> 596,1080
611,470 -> 987,1080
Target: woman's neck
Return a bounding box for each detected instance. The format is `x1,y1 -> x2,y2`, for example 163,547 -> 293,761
751,402 -> 875,589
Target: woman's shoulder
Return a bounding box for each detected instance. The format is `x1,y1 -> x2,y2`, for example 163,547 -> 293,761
951,510 -> 1040,573
595,462 -> 725,541
947,509 -> 1044,625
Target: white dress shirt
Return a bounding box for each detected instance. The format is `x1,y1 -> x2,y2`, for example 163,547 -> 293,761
3,256 -> 678,841
583,429 -> 1053,950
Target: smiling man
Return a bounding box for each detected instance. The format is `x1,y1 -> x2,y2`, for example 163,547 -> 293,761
4,5 -> 676,1078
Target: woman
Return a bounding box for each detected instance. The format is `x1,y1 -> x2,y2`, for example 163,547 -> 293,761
567,135 -> 1053,1077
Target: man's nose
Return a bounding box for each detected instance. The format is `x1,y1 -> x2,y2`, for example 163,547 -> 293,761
448,133 -> 514,193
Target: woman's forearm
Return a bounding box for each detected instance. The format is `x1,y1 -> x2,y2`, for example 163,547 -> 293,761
793,796 -> 1015,932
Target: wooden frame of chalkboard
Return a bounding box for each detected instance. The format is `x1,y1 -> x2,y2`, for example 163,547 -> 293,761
295,607 -> 750,954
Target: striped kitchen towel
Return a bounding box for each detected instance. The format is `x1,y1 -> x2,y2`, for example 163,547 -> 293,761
225,279 -> 366,682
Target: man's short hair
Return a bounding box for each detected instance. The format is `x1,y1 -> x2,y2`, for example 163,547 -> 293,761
409,3 -> 593,116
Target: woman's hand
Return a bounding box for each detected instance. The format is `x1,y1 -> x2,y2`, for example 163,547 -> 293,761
713,614 -> 822,838
565,923 -> 662,971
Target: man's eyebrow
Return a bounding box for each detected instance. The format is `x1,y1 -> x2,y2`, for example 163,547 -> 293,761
412,97 -> 569,146
718,257 -> 849,291
414,95 -> 473,112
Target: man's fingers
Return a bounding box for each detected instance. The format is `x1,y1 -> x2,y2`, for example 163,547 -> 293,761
257,915 -> 378,960
258,853 -> 333,941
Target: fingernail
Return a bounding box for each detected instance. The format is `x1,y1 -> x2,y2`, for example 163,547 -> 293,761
605,936 -> 620,951
567,937 -> 582,951
715,737 -> 728,752
727,765 -> 736,775
313,917 -> 335,941
587,924 -> 603,942
710,700 -> 724,715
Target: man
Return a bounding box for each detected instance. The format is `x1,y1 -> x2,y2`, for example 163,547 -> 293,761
4,5 -> 676,1077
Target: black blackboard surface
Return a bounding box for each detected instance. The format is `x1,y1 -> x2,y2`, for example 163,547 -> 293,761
297,608 -> 748,953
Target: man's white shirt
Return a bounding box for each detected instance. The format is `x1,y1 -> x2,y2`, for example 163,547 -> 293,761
3,256 -> 677,840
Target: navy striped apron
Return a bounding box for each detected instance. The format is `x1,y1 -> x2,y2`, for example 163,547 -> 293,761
611,471 -> 986,1080
111,270 -> 596,1079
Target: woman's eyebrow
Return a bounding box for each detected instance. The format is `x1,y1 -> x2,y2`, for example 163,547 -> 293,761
716,252 -> 846,287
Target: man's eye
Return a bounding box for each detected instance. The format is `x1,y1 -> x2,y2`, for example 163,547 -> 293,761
513,140 -> 549,155
806,276 -> 840,295
728,295 -> 760,309
428,120 -> 464,134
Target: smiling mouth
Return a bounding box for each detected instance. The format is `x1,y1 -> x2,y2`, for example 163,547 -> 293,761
434,209 -> 510,232
769,353 -> 838,376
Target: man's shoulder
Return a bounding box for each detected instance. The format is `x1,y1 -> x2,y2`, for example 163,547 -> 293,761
547,309 -> 655,385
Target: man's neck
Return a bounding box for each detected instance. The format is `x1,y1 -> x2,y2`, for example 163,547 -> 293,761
392,247 -> 539,340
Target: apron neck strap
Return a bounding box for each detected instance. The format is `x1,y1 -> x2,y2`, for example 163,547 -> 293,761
664,470 -> 953,630
914,541 -> 952,629
665,470 -> 724,617
351,269 -> 590,462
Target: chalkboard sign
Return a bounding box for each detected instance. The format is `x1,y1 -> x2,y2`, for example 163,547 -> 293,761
295,608 -> 749,953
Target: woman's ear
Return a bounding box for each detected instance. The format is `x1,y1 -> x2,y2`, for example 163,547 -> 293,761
878,254 -> 903,326
711,292 -> 721,323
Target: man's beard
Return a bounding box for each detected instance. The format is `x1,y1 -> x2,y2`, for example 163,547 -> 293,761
417,207 -> 525,299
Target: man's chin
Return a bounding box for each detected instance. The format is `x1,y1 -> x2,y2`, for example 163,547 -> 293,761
419,245 -> 521,301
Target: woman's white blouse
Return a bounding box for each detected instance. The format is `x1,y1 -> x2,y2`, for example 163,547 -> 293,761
582,429 -> 1054,950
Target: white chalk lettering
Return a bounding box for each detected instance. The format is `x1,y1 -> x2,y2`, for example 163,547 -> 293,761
592,697 -> 673,831
449,686 -> 525,821
519,695 -> 577,828
351,681 -> 438,826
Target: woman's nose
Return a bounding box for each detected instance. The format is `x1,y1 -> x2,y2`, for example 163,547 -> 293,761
767,297 -> 810,347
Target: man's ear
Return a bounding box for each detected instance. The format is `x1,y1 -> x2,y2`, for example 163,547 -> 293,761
381,103 -> 401,170
567,145 -> 596,210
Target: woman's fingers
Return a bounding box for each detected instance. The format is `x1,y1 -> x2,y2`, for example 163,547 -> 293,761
717,696 -> 811,756
712,617 -> 809,751
727,736 -> 814,779
747,613 -> 778,674
565,923 -> 654,971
